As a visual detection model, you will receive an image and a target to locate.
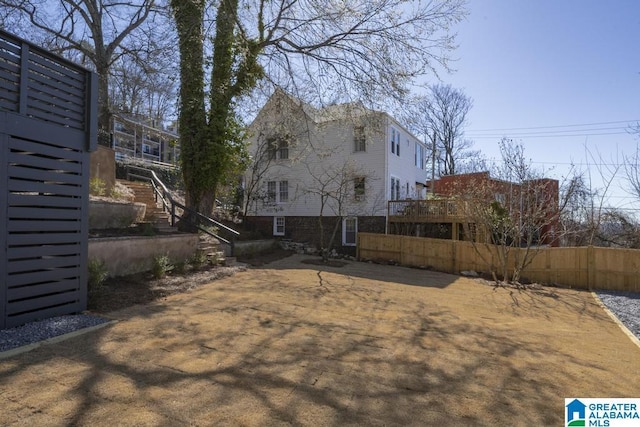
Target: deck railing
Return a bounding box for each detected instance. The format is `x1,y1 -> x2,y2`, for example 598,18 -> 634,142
388,199 -> 468,222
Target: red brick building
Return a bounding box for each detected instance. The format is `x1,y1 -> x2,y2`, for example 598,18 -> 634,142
389,172 -> 560,246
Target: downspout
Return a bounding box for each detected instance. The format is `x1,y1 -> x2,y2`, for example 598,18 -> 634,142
385,114 -> 389,234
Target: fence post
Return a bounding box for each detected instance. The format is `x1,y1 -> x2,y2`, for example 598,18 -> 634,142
587,245 -> 595,290
452,240 -> 457,274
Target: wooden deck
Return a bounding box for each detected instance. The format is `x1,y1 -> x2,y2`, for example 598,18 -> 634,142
387,199 -> 468,223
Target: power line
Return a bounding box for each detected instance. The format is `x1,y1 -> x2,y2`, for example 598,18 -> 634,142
467,131 -> 630,139
467,120 -> 640,132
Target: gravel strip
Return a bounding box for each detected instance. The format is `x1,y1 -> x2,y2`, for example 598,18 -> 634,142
596,291 -> 640,341
0,314 -> 110,353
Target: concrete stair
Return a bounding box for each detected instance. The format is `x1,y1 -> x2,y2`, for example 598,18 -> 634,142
197,233 -> 235,266
118,179 -> 178,233
119,179 -> 235,266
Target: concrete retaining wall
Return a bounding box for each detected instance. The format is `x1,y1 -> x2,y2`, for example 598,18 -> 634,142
90,145 -> 116,193
88,234 -> 199,277
89,200 -> 146,229
234,239 -> 277,256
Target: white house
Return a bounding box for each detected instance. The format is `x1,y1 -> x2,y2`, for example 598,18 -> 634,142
244,90 -> 429,251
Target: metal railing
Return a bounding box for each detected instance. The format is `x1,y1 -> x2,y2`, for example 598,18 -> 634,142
388,199 -> 468,222
125,165 -> 239,255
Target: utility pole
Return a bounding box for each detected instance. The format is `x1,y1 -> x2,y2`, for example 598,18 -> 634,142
431,129 -> 437,196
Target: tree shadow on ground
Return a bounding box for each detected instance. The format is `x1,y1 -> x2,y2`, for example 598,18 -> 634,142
2,256 -> 638,426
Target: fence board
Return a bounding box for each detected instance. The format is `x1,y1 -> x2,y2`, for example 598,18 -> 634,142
8,194 -> 82,208
8,206 -> 80,220
27,89 -> 85,115
6,267 -> 79,288
8,165 -> 83,185
6,302 -> 83,329
7,232 -> 81,246
8,254 -> 80,274
7,279 -> 79,301
8,152 -> 82,174
6,291 -> 79,316
8,243 -> 81,259
358,233 -> 640,292
8,179 -> 81,196
8,220 -> 80,233
9,136 -> 83,160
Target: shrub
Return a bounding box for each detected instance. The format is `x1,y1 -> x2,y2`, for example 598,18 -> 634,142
151,254 -> 173,279
190,249 -> 208,269
89,177 -> 106,196
173,260 -> 187,275
88,258 -> 108,295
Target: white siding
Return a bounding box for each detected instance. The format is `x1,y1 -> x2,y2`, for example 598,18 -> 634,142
385,116 -> 429,200
245,92 -> 428,218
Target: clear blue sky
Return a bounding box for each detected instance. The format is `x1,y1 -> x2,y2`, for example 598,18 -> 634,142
428,0 -> 640,211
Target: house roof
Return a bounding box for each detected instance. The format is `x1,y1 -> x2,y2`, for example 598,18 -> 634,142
256,89 -> 424,143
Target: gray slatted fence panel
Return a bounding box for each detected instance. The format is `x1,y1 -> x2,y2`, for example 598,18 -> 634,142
0,29 -> 95,329
3,122 -> 87,328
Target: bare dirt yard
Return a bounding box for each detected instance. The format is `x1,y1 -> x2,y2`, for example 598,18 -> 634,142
1,254 -> 639,426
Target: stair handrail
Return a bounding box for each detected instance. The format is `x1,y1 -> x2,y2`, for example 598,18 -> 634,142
125,164 -> 239,255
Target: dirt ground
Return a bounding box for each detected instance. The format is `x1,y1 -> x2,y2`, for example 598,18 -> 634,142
88,248 -> 294,313
1,254 -> 639,426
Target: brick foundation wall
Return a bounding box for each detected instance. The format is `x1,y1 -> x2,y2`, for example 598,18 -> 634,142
244,216 -> 386,255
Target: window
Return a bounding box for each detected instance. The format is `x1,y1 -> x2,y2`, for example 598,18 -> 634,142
391,177 -> 401,200
267,137 -> 289,160
354,126 -> 366,152
267,180 -> 288,204
267,181 -> 276,203
273,216 -> 285,236
391,127 -> 400,155
495,193 -> 506,205
278,140 -> 289,159
279,180 -> 289,202
415,142 -> 424,169
391,128 -> 396,154
354,177 -> 365,201
342,217 -> 357,246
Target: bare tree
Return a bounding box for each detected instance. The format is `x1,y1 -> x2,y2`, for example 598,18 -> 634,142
109,49 -> 177,122
408,84 -> 474,176
171,0 -> 467,217
304,157 -> 378,261
624,142 -> 640,200
594,209 -> 640,248
0,0 -> 163,135
461,138 -> 574,284
558,173 -> 596,246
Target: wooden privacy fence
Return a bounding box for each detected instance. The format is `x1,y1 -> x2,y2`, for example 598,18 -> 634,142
357,233 -> 640,292
0,30 -> 97,329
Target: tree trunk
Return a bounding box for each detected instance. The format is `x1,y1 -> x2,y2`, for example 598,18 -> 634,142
171,0 -> 208,218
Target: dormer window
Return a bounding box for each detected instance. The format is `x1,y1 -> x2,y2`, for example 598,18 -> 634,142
267,137 -> 289,160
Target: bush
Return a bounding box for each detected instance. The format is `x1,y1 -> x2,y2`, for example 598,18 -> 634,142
89,177 -> 106,196
88,259 -> 108,295
173,260 -> 187,275
190,249 -> 208,269
151,254 -> 173,279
